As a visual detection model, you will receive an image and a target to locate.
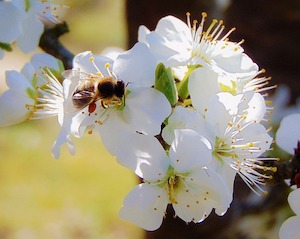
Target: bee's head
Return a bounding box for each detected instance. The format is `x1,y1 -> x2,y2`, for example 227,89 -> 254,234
115,80 -> 126,98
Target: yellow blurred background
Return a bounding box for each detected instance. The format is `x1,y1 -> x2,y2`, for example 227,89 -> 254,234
0,1 -> 143,238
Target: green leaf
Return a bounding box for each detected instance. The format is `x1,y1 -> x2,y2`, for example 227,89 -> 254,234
0,42 -> 13,52
176,64 -> 202,100
154,63 -> 178,106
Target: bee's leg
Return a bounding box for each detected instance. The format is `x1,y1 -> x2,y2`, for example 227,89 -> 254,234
101,101 -> 109,109
88,102 -> 97,115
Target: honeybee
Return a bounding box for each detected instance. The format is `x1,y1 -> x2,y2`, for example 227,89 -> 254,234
62,70 -> 126,114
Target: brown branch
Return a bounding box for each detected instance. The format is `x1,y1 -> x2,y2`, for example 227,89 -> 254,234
39,22 -> 74,69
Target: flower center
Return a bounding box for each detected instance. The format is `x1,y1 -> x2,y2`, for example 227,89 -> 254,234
213,136 -> 236,162
165,166 -> 187,204
186,12 -> 239,64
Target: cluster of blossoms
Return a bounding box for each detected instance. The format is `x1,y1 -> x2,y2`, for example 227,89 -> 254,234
0,12 -> 279,231
0,0 -> 67,59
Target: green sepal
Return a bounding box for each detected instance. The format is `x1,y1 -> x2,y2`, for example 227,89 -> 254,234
26,87 -> 38,100
154,63 -> 178,106
176,64 -> 202,100
25,0 -> 31,12
0,42 -> 13,52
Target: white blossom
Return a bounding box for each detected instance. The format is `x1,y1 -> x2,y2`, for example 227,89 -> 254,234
138,13 -> 258,80
119,129 -> 231,231
279,188 -> 300,239
0,0 -> 68,57
0,53 -> 64,127
52,44 -> 171,158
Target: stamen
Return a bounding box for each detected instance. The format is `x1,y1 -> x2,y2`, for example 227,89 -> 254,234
89,56 -> 104,77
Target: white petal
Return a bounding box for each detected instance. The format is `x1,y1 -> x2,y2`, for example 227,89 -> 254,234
31,53 -> 63,73
172,184 -> 207,223
236,122 -> 272,158
279,216 -> 300,239
146,16 -> 192,66
0,90 -> 33,126
138,25 -> 150,44
101,47 -> 124,61
16,14 -> 44,53
125,87 -> 171,135
214,50 -> 258,76
189,67 -> 220,115
238,92 -> 266,122
162,106 -> 205,145
51,114 -> 75,159
19,63 -> 35,84
97,109 -> 170,179
276,113 -> 300,155
120,183 -> 168,231
173,167 -> 231,223
169,129 -> 212,172
0,2 -> 25,43
216,92 -> 240,115
204,94 -> 232,137
0,49 -> 4,59
73,51 -> 113,74
5,70 -> 32,96
189,167 -> 232,216
288,188 -> 300,215
113,42 -> 157,87
115,133 -> 169,181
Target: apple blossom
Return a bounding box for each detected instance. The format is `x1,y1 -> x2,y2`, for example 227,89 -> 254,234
0,53 -> 64,126
161,92 -> 275,195
119,129 -> 231,231
0,0 -> 68,57
52,44 -> 171,158
138,12 -> 258,81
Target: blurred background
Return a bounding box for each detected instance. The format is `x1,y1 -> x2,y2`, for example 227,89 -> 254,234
0,0 -> 300,238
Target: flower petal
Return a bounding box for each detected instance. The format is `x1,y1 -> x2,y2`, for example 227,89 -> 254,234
31,53 -> 63,73
288,188 -> 300,215
146,16 -> 192,66
73,51 -> 113,74
162,106 -> 206,145
120,183 -> 168,231
169,129 -> 212,172
172,167 -> 231,223
276,113 -> 300,155
16,14 -> 44,53
279,216 -> 300,239
124,87 -> 171,135
0,2 -> 25,43
115,133 -> 169,181
0,90 -> 33,126
189,67 -> 220,115
113,42 -> 157,87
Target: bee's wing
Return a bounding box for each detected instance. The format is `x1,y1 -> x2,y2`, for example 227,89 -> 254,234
72,90 -> 96,110
62,69 -> 96,81
62,69 -> 78,79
